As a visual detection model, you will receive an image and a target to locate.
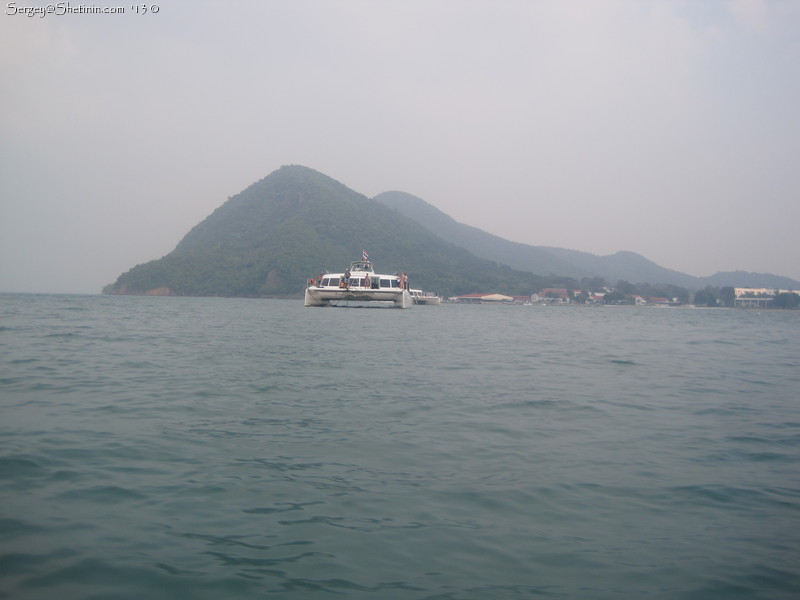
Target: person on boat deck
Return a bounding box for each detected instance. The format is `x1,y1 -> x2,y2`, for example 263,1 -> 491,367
364,273 -> 370,288
344,269 -> 351,289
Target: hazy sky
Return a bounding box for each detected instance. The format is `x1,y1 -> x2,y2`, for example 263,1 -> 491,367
2,0 -> 798,293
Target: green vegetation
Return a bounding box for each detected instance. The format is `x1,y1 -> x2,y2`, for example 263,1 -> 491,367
106,165 -> 800,303
693,287 -> 718,307
107,166 -> 560,298
376,191 -> 800,291
774,292 -> 800,309
601,291 -> 632,305
719,287 -> 735,307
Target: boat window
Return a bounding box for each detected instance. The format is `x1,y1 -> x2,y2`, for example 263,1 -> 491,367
328,278 -> 339,287
391,280 -> 399,288
379,279 -> 391,288
321,278 -> 329,286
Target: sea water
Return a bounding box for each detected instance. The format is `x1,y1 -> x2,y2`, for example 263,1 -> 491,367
1,294 -> 799,599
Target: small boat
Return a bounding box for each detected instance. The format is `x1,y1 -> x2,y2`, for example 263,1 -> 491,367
305,255 -> 412,308
409,289 -> 441,305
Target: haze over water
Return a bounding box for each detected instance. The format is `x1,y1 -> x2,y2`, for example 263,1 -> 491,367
1,294 -> 799,599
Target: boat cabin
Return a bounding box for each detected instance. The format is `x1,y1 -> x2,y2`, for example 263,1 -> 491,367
318,276 -> 401,289
349,261 -> 373,273
304,254 -> 412,308
315,260 -> 402,290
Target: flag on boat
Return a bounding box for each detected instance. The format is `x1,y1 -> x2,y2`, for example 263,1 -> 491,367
362,250 -> 369,262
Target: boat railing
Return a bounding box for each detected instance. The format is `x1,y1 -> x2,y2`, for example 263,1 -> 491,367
349,261 -> 374,273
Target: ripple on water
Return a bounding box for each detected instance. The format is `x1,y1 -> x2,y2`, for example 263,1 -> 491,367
1,296 -> 798,599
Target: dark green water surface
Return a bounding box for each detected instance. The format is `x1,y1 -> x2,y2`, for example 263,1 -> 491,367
1,294 -> 799,599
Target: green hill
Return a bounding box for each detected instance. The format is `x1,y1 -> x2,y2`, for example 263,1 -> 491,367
108,166 -> 799,298
374,190 -> 586,278
374,191 -> 800,290
374,191 -> 697,286
106,166 -> 548,298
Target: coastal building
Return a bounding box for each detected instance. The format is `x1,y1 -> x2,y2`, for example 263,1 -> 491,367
454,293 -> 515,303
735,295 -> 773,308
733,287 -> 798,308
588,292 -> 606,304
531,288 -> 570,303
734,287 -> 778,297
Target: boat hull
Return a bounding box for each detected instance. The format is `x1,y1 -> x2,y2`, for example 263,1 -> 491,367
412,296 -> 441,305
409,289 -> 441,305
305,287 -> 412,308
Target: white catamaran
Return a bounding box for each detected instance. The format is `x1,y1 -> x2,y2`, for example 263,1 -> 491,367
304,252 -> 413,308
409,289 -> 442,305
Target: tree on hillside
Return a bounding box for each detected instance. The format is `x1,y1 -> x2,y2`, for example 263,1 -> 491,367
773,292 -> 800,309
615,280 -> 636,295
603,291 -> 631,305
694,287 -> 718,307
719,286 -> 735,307
581,277 -> 606,291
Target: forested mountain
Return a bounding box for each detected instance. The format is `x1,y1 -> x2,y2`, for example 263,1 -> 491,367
696,270 -> 800,289
106,166 -> 550,298
373,191 -> 699,286
373,191 -> 582,278
374,191 -> 800,290
107,166 -> 799,298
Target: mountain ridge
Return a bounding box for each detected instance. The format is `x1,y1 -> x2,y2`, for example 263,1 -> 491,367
105,166 -> 800,297
373,190 -> 800,290
106,166 -> 549,298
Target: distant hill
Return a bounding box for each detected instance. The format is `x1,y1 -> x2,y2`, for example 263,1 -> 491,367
374,191 -> 800,290
700,270 -> 800,289
106,166 -> 549,298
107,167 -> 799,298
